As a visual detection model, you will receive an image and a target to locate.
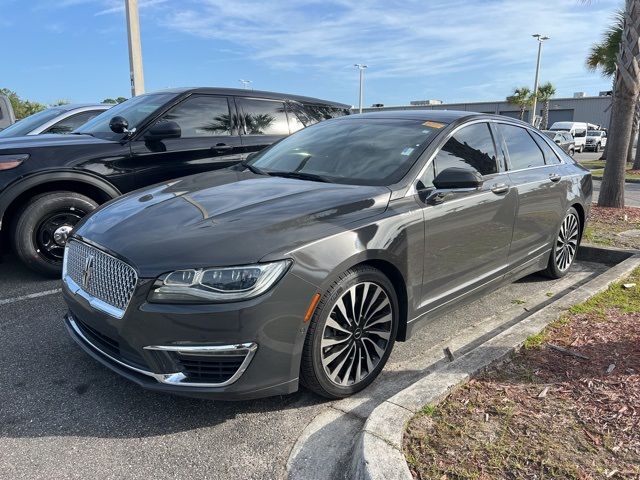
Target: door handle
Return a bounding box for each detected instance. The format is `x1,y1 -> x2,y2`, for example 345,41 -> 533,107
490,183 -> 509,195
211,143 -> 233,152
549,173 -> 562,183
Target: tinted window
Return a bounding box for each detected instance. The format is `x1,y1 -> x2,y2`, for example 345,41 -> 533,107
433,123 -> 498,176
531,131 -> 561,164
45,110 -> 104,134
574,129 -> 586,138
156,95 -> 230,137
237,98 -> 289,135
501,124 -> 545,170
0,108 -> 64,138
248,118 -> 444,186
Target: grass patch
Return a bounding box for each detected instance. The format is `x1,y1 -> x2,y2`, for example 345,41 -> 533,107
523,331 -> 546,349
589,167 -> 640,181
584,205 -> 640,249
578,159 -> 606,170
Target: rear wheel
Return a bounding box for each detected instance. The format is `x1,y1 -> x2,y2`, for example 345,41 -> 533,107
569,148 -> 575,156
543,207 -> 580,279
595,142 -> 601,153
300,266 -> 399,398
12,191 -> 98,276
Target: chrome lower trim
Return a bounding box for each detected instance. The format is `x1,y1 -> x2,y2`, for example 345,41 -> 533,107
68,315 -> 257,388
64,274 -> 126,319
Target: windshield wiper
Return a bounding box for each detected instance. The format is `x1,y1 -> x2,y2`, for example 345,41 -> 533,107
265,170 -> 332,183
240,161 -> 267,175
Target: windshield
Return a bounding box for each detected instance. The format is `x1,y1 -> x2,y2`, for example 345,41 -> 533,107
247,118 -> 446,186
587,130 -> 601,136
0,108 -> 65,138
75,93 -> 175,140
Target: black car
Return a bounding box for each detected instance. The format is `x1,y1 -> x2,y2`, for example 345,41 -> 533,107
542,130 -> 575,156
0,88 -> 349,275
62,111 -> 591,400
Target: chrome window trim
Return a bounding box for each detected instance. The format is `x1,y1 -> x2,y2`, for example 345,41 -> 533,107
30,106 -> 111,135
68,314 -> 258,388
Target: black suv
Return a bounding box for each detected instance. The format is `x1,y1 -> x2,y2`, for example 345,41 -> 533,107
0,88 -> 350,275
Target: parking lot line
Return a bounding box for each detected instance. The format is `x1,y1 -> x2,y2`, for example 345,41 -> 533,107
0,288 -> 62,306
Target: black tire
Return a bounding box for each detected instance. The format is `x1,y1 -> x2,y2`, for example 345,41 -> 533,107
543,207 -> 581,279
300,265 -> 399,399
12,191 -> 98,277
595,143 -> 601,153
569,148 -> 575,156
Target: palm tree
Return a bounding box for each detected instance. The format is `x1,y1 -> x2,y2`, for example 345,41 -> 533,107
536,82 -> 556,130
507,87 -> 533,121
597,0 -> 640,208
587,10 -> 623,160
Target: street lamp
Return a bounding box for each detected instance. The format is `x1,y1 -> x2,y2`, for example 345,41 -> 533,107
354,64 -> 368,114
530,34 -> 550,126
239,79 -> 252,90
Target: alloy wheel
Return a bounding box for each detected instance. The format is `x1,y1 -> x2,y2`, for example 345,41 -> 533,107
320,282 -> 393,387
555,212 -> 579,272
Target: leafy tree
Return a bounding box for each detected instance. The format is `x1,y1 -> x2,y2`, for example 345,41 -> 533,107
102,97 -> 127,104
51,99 -> 70,106
536,82 -> 556,130
0,88 -> 47,120
506,87 -> 533,121
597,0 -> 640,208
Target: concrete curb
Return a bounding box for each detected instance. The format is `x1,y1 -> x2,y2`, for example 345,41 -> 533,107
354,247 -> 640,480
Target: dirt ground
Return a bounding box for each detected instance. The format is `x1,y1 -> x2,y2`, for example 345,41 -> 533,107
584,205 -> 640,250
404,269 -> 640,479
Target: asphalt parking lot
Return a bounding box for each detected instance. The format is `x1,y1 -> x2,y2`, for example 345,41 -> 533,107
0,250 -> 611,480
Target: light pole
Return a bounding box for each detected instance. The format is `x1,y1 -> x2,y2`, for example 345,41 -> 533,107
239,79 -> 252,90
354,64 -> 368,114
530,34 -> 549,126
125,0 -> 145,96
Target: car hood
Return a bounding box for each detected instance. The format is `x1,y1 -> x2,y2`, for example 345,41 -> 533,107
0,133 -> 111,150
74,170 -> 391,277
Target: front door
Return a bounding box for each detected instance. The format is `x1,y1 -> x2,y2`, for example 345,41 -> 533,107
417,122 -> 517,316
130,94 -> 243,187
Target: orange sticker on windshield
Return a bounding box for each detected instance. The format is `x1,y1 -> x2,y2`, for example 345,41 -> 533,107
423,121 -> 445,129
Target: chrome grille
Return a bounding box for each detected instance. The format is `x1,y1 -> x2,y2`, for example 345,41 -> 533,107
64,240 -> 137,317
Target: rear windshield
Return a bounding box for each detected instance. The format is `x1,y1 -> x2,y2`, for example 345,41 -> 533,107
587,130 -> 602,136
248,118 -> 446,186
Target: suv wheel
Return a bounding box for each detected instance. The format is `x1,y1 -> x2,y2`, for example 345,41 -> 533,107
569,147 -> 575,156
12,191 -> 98,276
595,142 -> 601,153
300,266 -> 399,398
543,207 -> 580,279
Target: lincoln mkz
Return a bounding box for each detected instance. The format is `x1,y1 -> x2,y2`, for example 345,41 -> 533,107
62,111 -> 591,399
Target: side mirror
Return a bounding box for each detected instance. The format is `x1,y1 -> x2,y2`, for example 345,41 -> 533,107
433,167 -> 483,190
109,116 -> 129,134
144,121 -> 181,142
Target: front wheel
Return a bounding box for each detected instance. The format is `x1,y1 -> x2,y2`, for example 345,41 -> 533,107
595,143 -> 601,153
12,191 -> 98,276
543,207 -> 581,279
300,266 -> 399,398
569,148 -> 575,156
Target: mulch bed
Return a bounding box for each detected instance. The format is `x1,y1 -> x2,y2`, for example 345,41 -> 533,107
404,287 -> 640,479
586,205 -> 640,250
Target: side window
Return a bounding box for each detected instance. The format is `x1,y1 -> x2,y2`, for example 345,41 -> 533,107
432,123 -> 498,177
500,124 -> 546,170
286,104 -> 305,133
574,129 -> 586,138
45,110 -> 103,134
531,132 -> 562,164
157,95 -> 231,137
236,98 -> 289,135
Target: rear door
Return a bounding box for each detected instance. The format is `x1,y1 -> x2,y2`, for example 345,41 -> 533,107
235,97 -> 291,158
417,121 -> 517,315
130,94 -> 242,187
499,123 -> 566,273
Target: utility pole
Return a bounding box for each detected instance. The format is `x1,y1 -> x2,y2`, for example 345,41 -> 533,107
354,64 -> 368,114
530,34 -> 549,126
125,0 -> 145,96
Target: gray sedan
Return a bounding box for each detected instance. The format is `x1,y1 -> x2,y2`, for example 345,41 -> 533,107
61,110 -> 592,400
0,103 -> 110,138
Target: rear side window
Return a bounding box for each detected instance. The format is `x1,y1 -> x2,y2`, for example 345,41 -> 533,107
236,98 -> 289,135
500,124 -> 545,170
433,122 -> 498,176
292,103 -> 348,126
531,131 -> 561,164
156,95 -> 231,137
45,110 -> 103,134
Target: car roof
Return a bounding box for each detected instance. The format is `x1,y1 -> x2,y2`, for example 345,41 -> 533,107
351,109 -> 483,122
153,87 -> 351,108
52,103 -> 112,112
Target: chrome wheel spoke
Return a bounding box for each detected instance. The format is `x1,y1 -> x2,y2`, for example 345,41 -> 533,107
364,313 -> 392,329
555,213 -> 579,272
326,317 -> 350,335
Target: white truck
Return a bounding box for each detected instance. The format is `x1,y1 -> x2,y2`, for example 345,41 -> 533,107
0,94 -> 16,131
585,129 -> 608,152
549,121 -> 599,153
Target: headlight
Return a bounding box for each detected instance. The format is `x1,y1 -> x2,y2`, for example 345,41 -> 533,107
147,260 -> 291,303
0,154 -> 29,170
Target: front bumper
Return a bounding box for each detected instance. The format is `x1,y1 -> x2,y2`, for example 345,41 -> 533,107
63,269 -> 317,400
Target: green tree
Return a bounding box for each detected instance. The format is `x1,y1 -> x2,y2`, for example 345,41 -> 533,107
507,87 -> 533,121
0,88 -> 47,120
102,97 -> 127,104
597,0 -> 640,208
536,82 -> 556,130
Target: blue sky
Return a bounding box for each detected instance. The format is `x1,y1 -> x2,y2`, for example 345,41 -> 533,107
0,0 -> 621,107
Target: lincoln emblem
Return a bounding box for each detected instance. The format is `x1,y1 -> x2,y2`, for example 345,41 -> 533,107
82,255 -> 94,289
